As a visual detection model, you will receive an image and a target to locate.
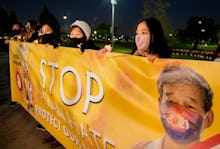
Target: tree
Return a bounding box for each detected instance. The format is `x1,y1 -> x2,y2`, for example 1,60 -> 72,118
39,5 -> 60,34
0,8 -> 18,35
184,16 -> 220,48
0,8 -> 9,35
8,11 -> 18,26
142,0 -> 171,38
92,23 -> 113,42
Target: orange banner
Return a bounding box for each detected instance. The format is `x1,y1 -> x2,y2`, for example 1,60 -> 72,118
9,41 -> 220,149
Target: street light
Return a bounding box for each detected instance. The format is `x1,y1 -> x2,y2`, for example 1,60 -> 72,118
63,15 -> 68,33
111,0 -> 117,48
201,29 -> 206,32
63,15 -> 67,20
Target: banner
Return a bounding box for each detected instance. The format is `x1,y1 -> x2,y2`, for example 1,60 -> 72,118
9,41 -> 220,149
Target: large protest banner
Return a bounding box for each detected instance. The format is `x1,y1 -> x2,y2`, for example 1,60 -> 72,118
9,41 -> 220,148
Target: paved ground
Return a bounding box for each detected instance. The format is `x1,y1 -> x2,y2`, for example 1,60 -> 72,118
0,104 -> 65,149
0,55 -> 65,149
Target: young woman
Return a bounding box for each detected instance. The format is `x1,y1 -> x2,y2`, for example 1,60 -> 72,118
132,17 -> 171,62
37,22 -> 61,47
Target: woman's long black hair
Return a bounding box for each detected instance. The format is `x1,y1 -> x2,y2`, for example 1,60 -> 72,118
132,17 -> 171,58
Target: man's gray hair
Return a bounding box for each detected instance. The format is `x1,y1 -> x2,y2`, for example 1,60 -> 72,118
157,65 -> 213,112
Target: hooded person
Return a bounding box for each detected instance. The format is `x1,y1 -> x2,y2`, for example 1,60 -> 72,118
68,20 -> 100,52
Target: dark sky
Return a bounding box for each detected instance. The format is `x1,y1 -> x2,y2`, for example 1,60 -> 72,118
1,0 -> 220,35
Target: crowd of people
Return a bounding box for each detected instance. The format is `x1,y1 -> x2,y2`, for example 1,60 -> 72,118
3,18 -> 114,148
2,17 -> 220,148
3,19 -> 112,54
3,17 -> 220,62
3,17 -> 173,64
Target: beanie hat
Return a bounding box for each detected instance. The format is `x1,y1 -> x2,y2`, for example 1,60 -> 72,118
71,20 -> 91,40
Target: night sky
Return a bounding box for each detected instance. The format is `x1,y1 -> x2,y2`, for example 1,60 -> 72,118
1,0 -> 220,35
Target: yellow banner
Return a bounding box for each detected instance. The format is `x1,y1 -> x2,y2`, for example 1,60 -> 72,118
9,41 -> 220,149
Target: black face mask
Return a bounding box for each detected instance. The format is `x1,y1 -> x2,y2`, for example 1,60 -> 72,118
11,29 -> 21,36
39,33 -> 55,44
70,37 -> 86,48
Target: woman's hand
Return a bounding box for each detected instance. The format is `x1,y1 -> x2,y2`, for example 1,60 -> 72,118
100,44 -> 112,54
145,54 -> 158,63
133,50 -> 158,63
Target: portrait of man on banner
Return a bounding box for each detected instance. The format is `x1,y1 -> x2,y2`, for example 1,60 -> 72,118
132,65 -> 220,149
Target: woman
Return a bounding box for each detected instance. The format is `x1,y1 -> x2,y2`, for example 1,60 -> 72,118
36,22 -> 62,148
24,20 -> 39,42
132,17 -> 171,62
37,22 -> 62,48
67,20 -> 111,52
67,20 -> 100,51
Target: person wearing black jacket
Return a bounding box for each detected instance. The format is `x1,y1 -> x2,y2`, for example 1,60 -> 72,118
66,20 -> 100,52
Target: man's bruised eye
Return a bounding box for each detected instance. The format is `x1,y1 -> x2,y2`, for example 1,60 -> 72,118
184,103 -> 197,112
167,99 -> 176,104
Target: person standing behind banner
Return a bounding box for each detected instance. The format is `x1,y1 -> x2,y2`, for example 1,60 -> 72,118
37,22 -> 62,48
4,22 -> 25,106
4,22 -> 25,45
212,45 -> 220,62
24,20 -> 39,42
132,17 -> 171,63
66,20 -> 112,52
35,22 -> 62,148
132,65 -> 215,149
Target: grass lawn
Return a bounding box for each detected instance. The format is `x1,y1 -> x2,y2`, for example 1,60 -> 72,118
96,41 -> 218,53
95,41 -> 133,54
1,41 -> 217,60
0,51 -> 9,56
96,41 -> 217,61
170,43 -> 217,51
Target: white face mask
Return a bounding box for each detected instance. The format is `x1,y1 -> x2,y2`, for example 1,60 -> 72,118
135,34 -> 150,52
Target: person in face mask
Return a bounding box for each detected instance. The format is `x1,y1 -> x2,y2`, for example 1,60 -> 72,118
67,20 -> 100,52
132,17 -> 171,63
132,65 -> 215,149
11,23 -> 23,38
4,22 -> 24,45
37,22 -> 61,48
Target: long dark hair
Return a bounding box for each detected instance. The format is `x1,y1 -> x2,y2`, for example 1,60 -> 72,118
38,22 -> 61,47
132,17 -> 171,58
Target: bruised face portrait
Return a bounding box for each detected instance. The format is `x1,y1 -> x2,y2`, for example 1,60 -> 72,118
157,66 -> 214,147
